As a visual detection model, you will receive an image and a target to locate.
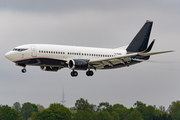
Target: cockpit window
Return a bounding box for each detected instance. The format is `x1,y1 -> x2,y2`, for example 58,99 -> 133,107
13,48 -> 28,52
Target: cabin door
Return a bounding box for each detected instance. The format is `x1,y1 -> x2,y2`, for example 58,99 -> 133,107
31,46 -> 37,57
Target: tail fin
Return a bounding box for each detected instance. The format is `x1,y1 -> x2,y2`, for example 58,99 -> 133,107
126,20 -> 153,52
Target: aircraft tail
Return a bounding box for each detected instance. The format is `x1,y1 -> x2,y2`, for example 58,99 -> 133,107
126,20 -> 153,53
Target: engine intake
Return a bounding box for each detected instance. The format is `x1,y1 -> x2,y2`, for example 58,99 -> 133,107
40,66 -> 60,72
68,59 -> 88,70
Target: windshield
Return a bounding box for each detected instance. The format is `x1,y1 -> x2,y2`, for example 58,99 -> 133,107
13,48 -> 28,52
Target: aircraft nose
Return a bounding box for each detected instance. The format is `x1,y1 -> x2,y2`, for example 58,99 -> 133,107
5,51 -> 14,61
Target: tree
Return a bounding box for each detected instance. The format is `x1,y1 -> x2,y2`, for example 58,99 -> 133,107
134,101 -> 150,120
134,101 -> 159,120
21,102 -> 34,119
72,110 -> 93,120
111,111 -> 120,120
75,98 -> 95,112
168,101 -> 180,120
98,102 -> 113,113
114,107 -> 130,120
159,105 -> 166,112
0,105 -> 19,120
31,103 -> 39,113
0,105 -> 2,120
133,101 -> 146,113
126,109 -> 143,120
49,103 -> 72,120
12,102 -> 21,114
98,110 -> 111,120
113,104 -> 125,109
33,109 -> 55,120
37,104 -> 45,112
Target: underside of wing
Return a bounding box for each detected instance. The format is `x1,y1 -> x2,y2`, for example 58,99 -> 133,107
89,50 -> 174,69
89,53 -> 138,69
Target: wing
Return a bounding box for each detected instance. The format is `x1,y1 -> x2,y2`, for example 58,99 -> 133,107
89,50 -> 174,69
138,50 -> 174,56
89,53 -> 138,69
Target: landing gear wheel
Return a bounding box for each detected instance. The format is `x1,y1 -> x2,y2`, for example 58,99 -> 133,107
86,70 -> 94,76
21,68 -> 26,73
71,70 -> 78,77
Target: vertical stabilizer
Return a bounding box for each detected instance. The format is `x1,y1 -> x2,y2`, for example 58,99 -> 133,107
126,20 -> 153,52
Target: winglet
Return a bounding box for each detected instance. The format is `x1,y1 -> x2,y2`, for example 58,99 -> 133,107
144,39 -> 155,53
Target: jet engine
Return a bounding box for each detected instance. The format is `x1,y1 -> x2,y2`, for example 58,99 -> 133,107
68,59 -> 88,70
40,66 -> 60,72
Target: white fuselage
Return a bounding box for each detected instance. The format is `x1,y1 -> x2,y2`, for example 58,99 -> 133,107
5,44 -> 127,67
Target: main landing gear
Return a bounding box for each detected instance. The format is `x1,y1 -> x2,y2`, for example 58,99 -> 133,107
71,70 -> 78,77
70,70 -> 94,77
86,70 -> 94,76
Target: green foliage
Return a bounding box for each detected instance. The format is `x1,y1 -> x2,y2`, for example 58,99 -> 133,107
114,107 -> 130,120
21,102 -> 35,119
75,98 -> 95,112
0,99 -> 177,120
72,110 -> 93,120
33,109 -> 55,120
126,108 -> 143,120
49,103 -> 72,120
98,102 -> 113,113
37,104 -> 45,112
111,111 -> 120,120
98,110 -> 111,120
12,102 -> 22,114
31,103 -> 39,113
168,101 -> 180,120
134,101 -> 156,120
113,104 -> 125,109
0,105 -> 19,120
91,112 -> 98,120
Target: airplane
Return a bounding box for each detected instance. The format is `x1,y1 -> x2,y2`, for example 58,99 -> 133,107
5,20 -> 173,77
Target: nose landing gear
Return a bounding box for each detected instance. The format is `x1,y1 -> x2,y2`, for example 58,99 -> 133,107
21,68 -> 27,73
21,65 -> 27,73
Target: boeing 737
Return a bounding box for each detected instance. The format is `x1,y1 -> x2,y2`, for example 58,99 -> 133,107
5,20 -> 173,77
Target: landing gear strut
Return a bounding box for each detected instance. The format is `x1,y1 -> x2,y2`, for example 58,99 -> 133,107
71,70 -> 78,77
86,70 -> 94,76
21,65 -> 26,73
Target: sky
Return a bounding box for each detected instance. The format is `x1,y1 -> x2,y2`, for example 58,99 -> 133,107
0,0 -> 180,109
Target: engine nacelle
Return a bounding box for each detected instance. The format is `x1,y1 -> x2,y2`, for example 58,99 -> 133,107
40,66 -> 60,72
68,59 -> 88,70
